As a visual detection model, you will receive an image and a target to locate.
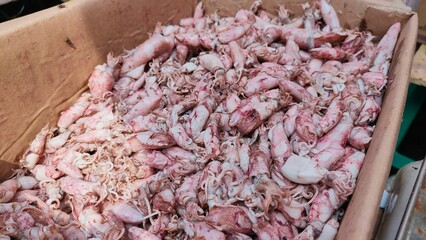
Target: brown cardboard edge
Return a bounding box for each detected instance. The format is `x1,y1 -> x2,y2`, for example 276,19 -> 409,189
337,13 -> 418,240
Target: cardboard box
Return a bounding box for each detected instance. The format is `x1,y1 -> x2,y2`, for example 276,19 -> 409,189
0,0 -> 418,239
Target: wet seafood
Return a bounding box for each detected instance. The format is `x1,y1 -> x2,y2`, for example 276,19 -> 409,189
0,1 -> 401,239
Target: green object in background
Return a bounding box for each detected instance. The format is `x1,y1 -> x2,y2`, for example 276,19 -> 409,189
392,83 -> 426,169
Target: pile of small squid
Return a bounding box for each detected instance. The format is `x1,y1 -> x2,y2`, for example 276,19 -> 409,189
0,0 -> 400,239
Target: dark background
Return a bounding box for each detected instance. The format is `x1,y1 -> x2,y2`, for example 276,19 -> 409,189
0,0 -> 62,23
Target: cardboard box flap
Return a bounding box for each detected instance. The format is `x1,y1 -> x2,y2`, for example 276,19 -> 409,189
363,5 -> 414,38
0,0 -> 195,169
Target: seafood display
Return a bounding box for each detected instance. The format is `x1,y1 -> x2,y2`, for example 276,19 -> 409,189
0,0 -> 401,239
